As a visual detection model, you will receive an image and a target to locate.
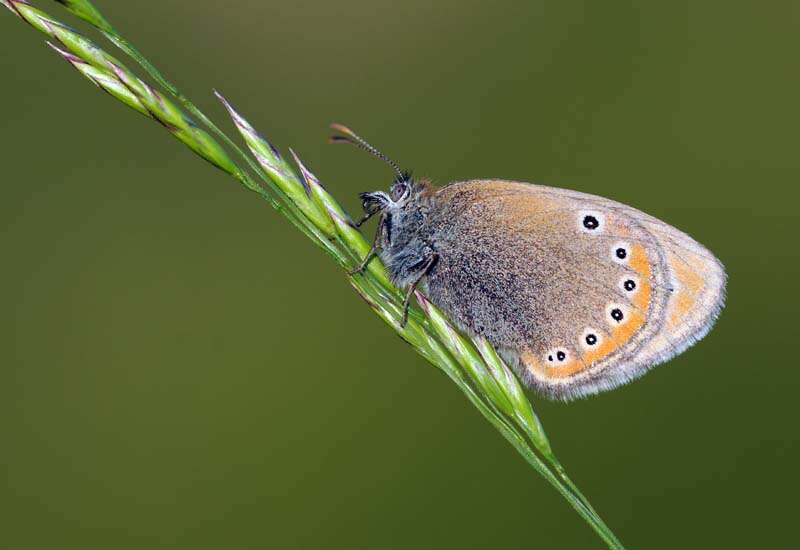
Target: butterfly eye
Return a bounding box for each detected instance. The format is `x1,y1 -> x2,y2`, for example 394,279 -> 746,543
611,241 -> 631,264
578,211 -> 605,234
390,181 -> 407,201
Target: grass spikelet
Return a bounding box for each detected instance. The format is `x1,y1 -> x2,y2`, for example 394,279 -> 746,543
3,2 -> 624,547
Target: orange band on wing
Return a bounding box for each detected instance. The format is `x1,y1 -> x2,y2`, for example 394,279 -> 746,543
579,243 -> 651,367
629,243 -> 652,308
523,244 -> 653,381
521,351 -> 587,379
666,254 -> 704,328
526,309 -> 648,380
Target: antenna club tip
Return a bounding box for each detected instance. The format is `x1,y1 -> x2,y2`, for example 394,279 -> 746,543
327,124 -> 405,179
330,123 -> 357,137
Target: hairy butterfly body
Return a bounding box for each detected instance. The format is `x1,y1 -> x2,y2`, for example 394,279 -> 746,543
333,125 -> 726,401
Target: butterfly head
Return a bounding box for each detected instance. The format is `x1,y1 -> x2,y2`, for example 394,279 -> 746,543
330,123 -> 440,289
329,123 -> 430,214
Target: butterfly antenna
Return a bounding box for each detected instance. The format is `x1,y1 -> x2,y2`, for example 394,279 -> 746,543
329,123 -> 406,181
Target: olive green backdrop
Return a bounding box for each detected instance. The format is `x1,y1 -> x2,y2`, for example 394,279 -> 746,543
1,1 -> 796,548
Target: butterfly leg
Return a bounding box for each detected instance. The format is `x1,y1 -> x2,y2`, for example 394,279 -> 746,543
401,253 -> 438,327
348,214 -> 385,276
354,210 -> 377,228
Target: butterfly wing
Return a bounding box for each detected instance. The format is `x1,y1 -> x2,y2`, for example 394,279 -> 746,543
425,180 -> 726,400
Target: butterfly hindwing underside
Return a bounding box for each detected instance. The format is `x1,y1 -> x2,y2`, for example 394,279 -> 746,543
423,180 -> 726,400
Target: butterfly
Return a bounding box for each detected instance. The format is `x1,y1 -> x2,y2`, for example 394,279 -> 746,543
332,124 -> 727,400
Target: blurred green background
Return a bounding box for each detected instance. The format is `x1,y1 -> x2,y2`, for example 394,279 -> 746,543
1,1 -> 796,548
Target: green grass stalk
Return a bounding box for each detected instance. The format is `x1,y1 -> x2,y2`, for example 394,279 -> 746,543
2,1 -> 625,547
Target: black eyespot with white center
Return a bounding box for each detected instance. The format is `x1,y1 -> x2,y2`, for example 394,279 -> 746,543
580,328 -> 603,350
583,215 -> 599,230
617,275 -> 640,295
578,210 -> 605,234
611,241 -> 631,264
606,303 -> 629,326
546,348 -> 570,365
